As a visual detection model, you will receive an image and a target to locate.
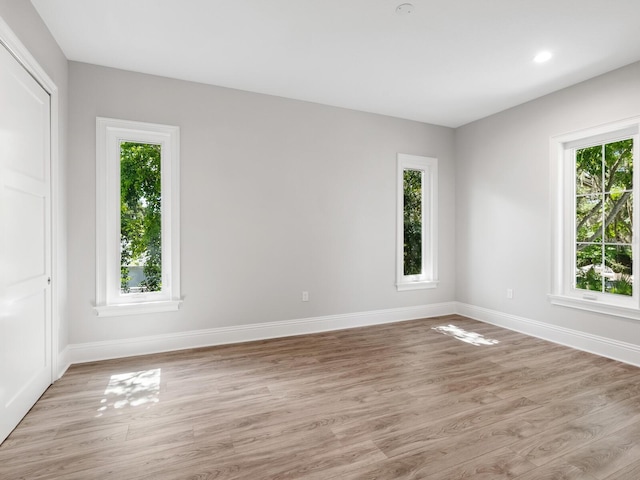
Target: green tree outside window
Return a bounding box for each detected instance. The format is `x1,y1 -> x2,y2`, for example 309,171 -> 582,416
575,139 -> 633,296
120,142 -> 162,293
404,169 -> 422,276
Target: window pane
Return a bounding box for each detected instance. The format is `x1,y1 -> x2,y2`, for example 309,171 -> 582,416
604,245 -> 633,296
575,137 -> 634,297
576,244 -> 603,292
605,139 -> 633,193
604,192 -> 632,243
576,195 -> 602,242
403,169 -> 422,276
576,145 -> 603,195
120,142 -> 162,294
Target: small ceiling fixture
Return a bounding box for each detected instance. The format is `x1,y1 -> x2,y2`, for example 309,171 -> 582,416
534,51 -> 553,63
396,3 -> 414,15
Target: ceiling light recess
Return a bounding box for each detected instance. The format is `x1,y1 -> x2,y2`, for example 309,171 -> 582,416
534,51 -> 553,63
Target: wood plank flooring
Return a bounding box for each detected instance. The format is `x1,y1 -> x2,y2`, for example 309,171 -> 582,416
2,314 -> 640,479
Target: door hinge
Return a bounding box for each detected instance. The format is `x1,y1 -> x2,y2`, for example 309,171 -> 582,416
47,277 -> 51,285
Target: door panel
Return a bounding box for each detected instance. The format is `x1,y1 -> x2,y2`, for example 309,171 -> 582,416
4,292 -> 48,405
2,56 -> 47,181
0,41 -> 52,444
5,186 -> 47,283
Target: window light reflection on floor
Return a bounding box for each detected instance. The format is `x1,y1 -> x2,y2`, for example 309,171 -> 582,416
432,324 -> 499,346
96,368 -> 161,416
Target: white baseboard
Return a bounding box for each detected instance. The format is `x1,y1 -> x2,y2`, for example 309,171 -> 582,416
59,301 -> 640,369
456,302 -> 640,367
67,302 -> 456,365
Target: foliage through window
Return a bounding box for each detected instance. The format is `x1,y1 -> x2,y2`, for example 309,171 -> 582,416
575,139 -> 633,296
396,154 -> 438,291
550,118 -> 640,320
404,169 -> 423,276
95,117 -> 181,317
120,142 -> 162,294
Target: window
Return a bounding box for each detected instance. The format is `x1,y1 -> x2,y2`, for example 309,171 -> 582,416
95,118 -> 181,316
550,117 -> 640,319
396,153 -> 438,291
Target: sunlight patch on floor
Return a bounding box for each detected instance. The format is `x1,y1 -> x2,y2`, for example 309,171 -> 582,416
96,368 -> 161,416
432,324 -> 499,346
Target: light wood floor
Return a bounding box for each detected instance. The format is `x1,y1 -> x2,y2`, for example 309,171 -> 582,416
2,315 -> 640,479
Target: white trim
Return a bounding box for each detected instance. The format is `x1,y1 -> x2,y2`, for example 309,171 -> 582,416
56,346 -> 71,380
396,153 -> 439,291
95,299 -> 182,317
95,118 -> 181,314
68,303 -> 456,364
397,280 -> 440,291
456,302 -> 640,367
548,294 -> 640,321
550,117 -> 640,319
0,17 -> 61,382
65,301 -> 640,369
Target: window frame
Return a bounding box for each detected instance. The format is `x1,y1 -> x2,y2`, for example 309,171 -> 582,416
550,117 -> 640,319
396,153 -> 439,291
95,117 -> 181,317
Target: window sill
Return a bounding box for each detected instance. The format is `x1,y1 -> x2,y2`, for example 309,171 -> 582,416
94,300 -> 182,317
397,280 -> 439,292
548,294 -> 640,321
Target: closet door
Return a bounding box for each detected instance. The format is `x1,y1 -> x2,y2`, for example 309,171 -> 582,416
0,41 -> 52,444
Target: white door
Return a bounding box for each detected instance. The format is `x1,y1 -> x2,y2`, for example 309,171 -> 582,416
0,41 -> 52,444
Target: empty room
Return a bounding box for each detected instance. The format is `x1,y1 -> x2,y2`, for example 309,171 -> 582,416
2,0 -> 640,478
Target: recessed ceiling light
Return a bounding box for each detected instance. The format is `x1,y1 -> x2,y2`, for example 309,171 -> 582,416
534,51 -> 553,63
396,3 -> 414,15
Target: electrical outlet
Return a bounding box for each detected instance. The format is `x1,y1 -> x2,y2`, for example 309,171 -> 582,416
506,288 -> 513,299
302,291 -> 309,302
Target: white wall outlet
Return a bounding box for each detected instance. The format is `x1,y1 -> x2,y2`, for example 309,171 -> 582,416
506,288 -> 513,299
302,291 -> 309,302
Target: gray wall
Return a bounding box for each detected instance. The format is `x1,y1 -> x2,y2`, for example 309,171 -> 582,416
0,0 -> 69,357
456,60 -> 640,344
67,62 -> 456,345
7,1 -> 639,354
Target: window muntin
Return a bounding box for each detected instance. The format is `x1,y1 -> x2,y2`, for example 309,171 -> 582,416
396,154 -> 438,291
95,118 -> 181,317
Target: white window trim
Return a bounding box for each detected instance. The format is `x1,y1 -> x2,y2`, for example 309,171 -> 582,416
396,153 -> 439,291
95,117 -> 181,317
549,116 -> 640,320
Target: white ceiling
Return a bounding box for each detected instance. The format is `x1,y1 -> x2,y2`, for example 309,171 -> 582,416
31,0 -> 640,127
